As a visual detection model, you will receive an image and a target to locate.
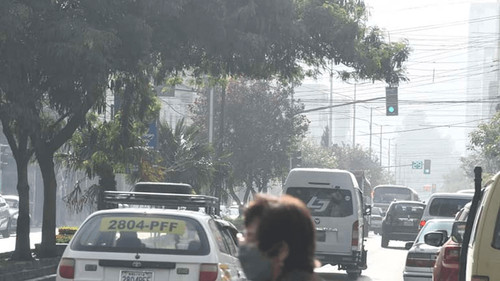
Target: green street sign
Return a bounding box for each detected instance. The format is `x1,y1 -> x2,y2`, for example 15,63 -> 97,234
412,161 -> 423,169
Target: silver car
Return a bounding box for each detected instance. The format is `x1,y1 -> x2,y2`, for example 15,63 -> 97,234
403,219 -> 454,281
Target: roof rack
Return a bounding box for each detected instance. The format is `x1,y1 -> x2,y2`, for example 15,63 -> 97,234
103,191 -> 220,216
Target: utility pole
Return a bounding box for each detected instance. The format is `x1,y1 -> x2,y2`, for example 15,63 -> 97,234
394,144 -> 398,182
329,60 -> 333,147
369,108 -> 373,158
352,83 -> 356,147
379,126 -> 383,166
387,139 -> 391,169
208,87 -> 214,144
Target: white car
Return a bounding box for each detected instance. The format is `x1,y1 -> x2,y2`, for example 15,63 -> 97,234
403,219 -> 454,281
56,193 -> 245,281
419,193 -> 472,229
3,195 -> 19,234
0,195 -> 10,238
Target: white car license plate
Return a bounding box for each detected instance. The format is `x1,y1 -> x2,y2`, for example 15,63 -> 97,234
120,270 -> 154,281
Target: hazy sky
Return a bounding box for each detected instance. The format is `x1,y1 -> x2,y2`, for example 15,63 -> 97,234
298,0 -> 499,187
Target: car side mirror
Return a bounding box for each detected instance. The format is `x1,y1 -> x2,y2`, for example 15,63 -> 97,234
451,221 -> 466,243
405,242 -> 413,250
363,205 -> 372,216
424,231 -> 448,247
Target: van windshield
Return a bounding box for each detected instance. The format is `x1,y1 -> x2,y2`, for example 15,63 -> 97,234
373,187 -> 412,203
287,187 -> 353,217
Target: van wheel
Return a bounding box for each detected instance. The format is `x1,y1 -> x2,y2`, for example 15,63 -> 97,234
381,235 -> 389,248
346,269 -> 361,280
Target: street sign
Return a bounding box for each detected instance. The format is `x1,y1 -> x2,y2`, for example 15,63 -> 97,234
412,160 -> 423,169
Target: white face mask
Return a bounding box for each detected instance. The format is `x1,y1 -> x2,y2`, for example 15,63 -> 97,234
238,243 -> 273,281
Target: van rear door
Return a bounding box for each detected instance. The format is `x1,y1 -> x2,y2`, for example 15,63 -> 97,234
286,187 -> 356,255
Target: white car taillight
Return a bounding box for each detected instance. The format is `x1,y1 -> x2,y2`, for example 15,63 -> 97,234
58,258 -> 75,279
351,220 -> 359,250
405,252 -> 434,268
199,263 -> 218,281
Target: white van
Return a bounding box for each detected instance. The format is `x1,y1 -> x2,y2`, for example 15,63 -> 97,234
465,172 -> 500,281
283,168 -> 368,279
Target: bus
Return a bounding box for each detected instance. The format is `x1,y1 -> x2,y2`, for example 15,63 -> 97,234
372,185 -> 420,214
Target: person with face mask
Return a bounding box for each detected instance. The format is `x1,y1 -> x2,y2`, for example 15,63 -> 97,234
238,194 -> 323,281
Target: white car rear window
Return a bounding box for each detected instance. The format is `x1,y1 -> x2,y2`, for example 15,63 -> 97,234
429,198 -> 471,217
71,213 -> 209,255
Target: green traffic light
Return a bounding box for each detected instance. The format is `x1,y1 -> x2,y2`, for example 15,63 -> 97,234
388,106 -> 395,113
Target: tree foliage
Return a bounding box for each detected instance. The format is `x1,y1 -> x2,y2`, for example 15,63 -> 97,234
463,111 -> 500,178
191,79 -> 309,202
0,0 -> 410,259
300,141 -> 391,187
155,119 -> 215,194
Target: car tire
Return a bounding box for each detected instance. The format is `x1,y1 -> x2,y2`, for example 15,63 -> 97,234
381,235 -> 389,248
1,220 -> 11,238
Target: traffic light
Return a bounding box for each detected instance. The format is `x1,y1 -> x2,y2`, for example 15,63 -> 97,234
386,87 -> 398,116
424,159 -> 431,174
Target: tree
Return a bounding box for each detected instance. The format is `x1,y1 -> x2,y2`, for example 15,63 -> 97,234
191,79 -> 309,203
300,139 -> 338,169
464,111 -> 500,178
155,119 -> 216,194
1,0 -> 410,259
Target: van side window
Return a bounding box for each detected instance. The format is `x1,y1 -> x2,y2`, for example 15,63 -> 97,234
492,209 -> 500,249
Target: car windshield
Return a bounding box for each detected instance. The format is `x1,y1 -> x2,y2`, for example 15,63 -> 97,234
287,187 -> 353,217
71,213 -> 209,255
389,203 -> 424,219
415,220 -> 454,244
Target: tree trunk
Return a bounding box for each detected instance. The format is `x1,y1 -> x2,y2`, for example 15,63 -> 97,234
11,156 -> 33,260
243,177 -> 255,203
97,163 -> 116,210
226,177 -> 242,206
36,149 -> 57,258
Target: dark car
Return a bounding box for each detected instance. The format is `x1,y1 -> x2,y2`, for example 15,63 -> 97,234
381,201 -> 426,247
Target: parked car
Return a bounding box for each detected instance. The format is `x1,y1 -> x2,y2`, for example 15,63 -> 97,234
431,202 -> 470,281
0,195 -> 11,238
3,195 -> 19,234
380,201 -> 426,247
419,193 -> 473,228
57,192 -> 244,281
370,206 -> 384,235
403,219 -> 454,281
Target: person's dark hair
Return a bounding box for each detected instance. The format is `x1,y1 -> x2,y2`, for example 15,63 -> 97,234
244,194 -> 316,273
